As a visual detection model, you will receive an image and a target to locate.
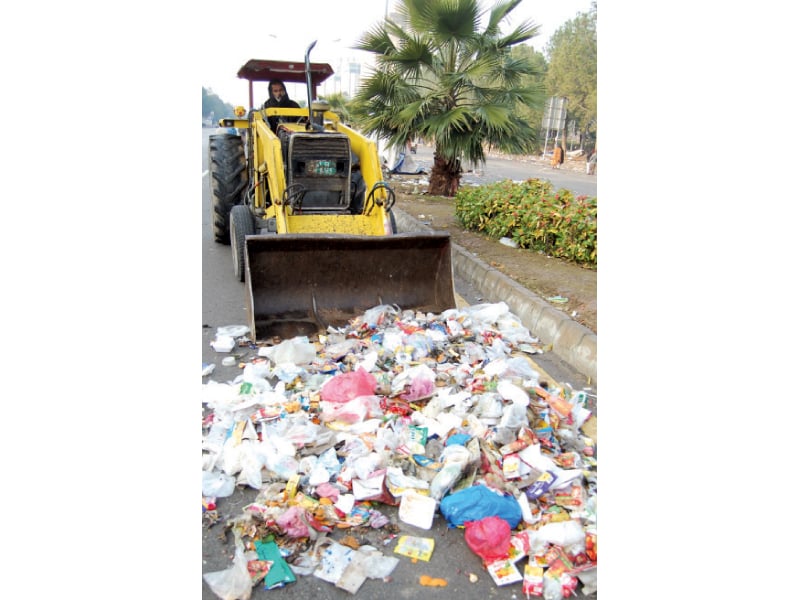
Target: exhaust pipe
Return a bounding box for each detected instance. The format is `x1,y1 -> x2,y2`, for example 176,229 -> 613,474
304,40 -> 324,132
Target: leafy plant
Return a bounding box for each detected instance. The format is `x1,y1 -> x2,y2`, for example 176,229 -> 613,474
455,179 -> 596,267
351,0 -> 546,197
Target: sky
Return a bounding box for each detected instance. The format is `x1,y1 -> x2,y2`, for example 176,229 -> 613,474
201,0 -> 595,106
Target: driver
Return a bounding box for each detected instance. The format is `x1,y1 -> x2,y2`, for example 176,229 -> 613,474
262,80 -> 301,131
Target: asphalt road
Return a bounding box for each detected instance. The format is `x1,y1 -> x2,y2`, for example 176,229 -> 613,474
401,144 -> 597,198
201,128 -> 597,600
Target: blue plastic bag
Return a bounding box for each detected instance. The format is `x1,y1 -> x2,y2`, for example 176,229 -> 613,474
439,484 -> 522,529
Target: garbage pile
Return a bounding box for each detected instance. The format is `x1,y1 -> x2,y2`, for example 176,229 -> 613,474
202,302 -> 597,599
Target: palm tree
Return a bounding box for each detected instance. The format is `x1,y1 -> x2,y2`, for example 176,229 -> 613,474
352,0 -> 546,196
320,92 -> 353,125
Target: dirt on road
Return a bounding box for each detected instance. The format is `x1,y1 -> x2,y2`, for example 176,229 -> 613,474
393,185 -> 597,335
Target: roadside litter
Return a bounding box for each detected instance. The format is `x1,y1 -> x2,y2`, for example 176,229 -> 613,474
202,302 -> 597,599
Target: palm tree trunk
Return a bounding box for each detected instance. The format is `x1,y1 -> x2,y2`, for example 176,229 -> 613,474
429,150 -> 462,197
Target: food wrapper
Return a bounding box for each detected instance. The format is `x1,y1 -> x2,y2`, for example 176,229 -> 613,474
247,559 -> 273,585
524,470 -> 557,500
394,535 -> 435,562
522,564 -> 544,597
585,530 -> 597,562
398,490 -> 437,529
486,558 -> 523,586
506,531 -> 531,563
553,482 -> 586,509
352,470 -> 396,504
543,545 -> 574,578
408,425 -> 428,447
502,453 -> 522,479
560,573 -> 579,597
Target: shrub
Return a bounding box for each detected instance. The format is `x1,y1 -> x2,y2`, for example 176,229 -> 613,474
455,179 -> 597,267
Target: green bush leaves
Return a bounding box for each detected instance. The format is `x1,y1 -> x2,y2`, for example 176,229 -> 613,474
455,179 -> 597,267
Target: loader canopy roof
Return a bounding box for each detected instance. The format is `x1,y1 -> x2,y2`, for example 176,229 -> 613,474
237,59 -> 335,109
237,59 -> 334,86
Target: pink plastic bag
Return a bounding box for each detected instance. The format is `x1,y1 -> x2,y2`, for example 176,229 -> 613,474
399,375 -> 434,401
464,516 -> 511,562
320,368 -> 377,403
320,395 -> 382,424
276,506 -> 310,538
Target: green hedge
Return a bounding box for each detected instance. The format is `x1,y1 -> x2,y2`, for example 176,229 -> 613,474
455,179 -> 597,268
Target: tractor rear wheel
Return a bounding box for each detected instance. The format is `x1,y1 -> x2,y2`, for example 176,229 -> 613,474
230,205 -> 255,282
209,134 -> 247,245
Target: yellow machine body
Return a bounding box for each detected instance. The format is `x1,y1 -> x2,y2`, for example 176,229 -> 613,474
214,55 -> 456,341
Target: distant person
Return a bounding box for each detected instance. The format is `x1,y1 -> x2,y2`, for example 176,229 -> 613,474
586,148 -> 597,175
551,144 -> 564,169
262,79 -> 301,131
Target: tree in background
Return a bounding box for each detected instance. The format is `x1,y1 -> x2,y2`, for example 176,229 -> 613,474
509,43 -> 548,154
202,88 -> 234,124
544,2 -> 597,150
352,0 -> 546,196
320,92 -> 353,124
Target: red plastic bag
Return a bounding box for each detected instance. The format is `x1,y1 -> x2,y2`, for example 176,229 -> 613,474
320,367 -> 377,403
464,516 -> 511,562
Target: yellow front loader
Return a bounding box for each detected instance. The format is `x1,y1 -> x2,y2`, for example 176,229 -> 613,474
209,43 -> 455,340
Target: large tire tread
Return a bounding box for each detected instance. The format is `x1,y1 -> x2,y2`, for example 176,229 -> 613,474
209,134 -> 247,245
230,205 -> 255,282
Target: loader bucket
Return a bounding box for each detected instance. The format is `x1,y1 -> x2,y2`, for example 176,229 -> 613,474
244,233 -> 456,341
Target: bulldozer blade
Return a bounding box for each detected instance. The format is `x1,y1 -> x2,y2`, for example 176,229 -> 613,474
244,233 -> 456,341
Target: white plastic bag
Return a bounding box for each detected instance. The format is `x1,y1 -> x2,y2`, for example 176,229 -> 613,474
221,436 -> 244,476
429,462 -> 465,501
258,336 -> 316,365
497,380 -> 530,405
528,520 -> 586,547
202,545 -> 252,600
202,470 -> 236,498
360,304 -> 399,327
239,440 -> 264,489
499,401 -> 528,429
463,301 -> 510,325
216,325 -> 250,338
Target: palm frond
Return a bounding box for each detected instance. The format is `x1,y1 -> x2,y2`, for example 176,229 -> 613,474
355,0 -> 547,183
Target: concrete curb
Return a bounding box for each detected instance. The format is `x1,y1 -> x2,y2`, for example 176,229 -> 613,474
394,208 -> 597,383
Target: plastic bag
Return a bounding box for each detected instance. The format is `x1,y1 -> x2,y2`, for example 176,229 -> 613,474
400,376 -> 434,401
239,441 -> 264,490
320,367 -> 377,403
276,505 -> 310,538
360,304 -> 399,327
429,463 -> 464,501
527,519 -> 585,547
216,325 -> 250,338
320,395 -> 382,424
464,516 -> 511,562
257,335 -> 316,365
429,444 -> 472,500
221,436 -> 243,476
497,380 -> 530,405
203,545 -> 252,600
202,470 -> 236,498
439,484 -> 523,529
499,401 -> 529,430
476,393 -> 504,418
308,462 -> 332,486
463,301 -> 510,325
